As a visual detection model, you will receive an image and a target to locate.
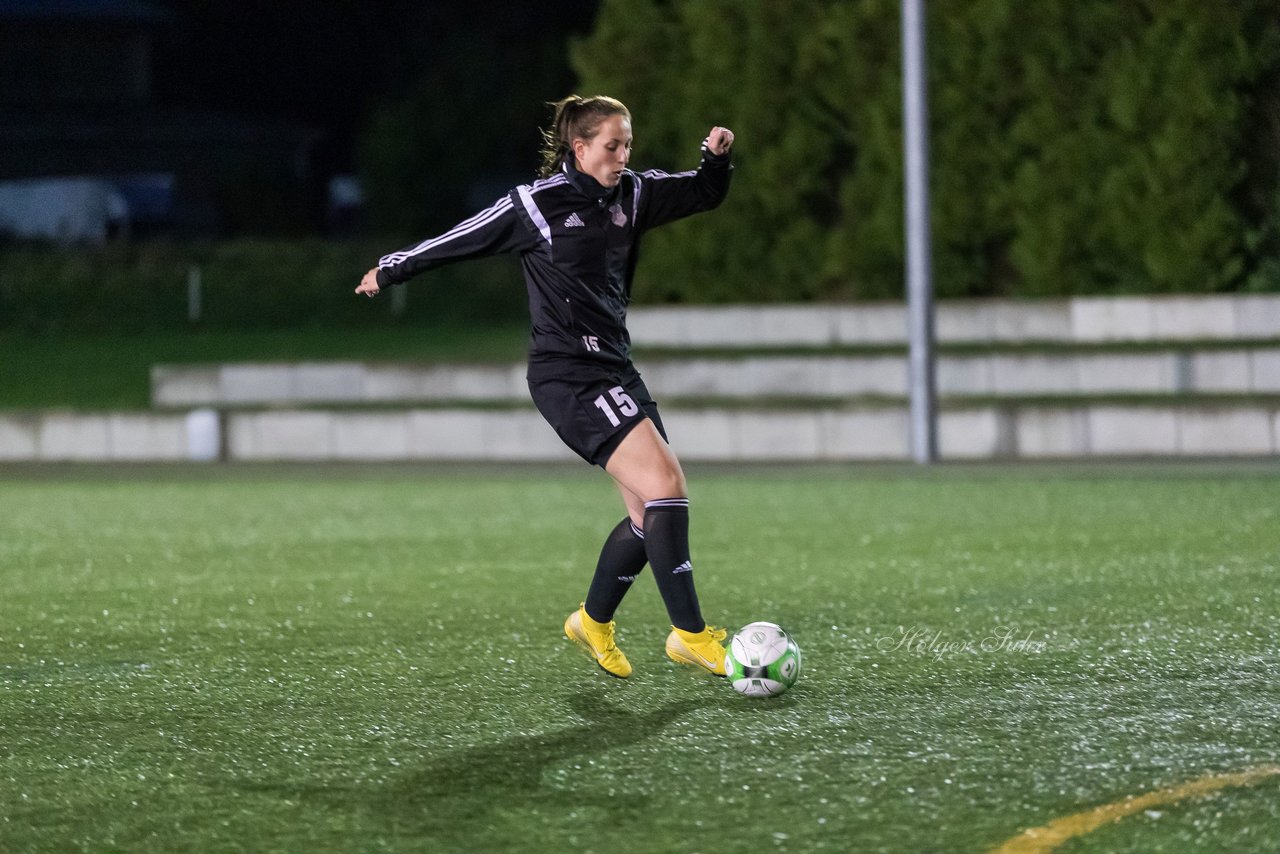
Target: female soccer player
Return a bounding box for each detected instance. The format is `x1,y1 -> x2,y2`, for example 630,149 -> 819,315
356,95 -> 733,679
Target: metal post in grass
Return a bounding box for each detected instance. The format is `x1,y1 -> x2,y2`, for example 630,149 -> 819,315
901,0 -> 938,463
187,264 -> 202,324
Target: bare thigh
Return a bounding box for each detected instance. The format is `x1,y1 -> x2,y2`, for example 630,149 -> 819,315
605,418 -> 687,519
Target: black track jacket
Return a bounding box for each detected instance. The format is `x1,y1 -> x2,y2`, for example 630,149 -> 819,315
374,144 -> 733,380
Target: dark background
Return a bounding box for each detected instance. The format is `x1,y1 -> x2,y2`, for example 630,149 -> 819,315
0,0 -> 601,237
3,0 -> 1278,308
149,1 -> 601,178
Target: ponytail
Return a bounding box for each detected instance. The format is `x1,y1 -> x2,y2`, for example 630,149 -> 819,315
538,95 -> 631,178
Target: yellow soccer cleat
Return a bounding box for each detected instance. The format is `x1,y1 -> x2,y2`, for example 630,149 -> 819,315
564,605 -> 633,678
665,624 -> 728,676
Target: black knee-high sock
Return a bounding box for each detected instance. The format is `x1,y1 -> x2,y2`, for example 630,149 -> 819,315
642,498 -> 704,632
583,518 -> 648,623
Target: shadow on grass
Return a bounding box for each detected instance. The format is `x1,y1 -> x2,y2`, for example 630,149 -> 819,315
385,687 -> 802,835
234,688 -> 713,841
401,690 -> 697,803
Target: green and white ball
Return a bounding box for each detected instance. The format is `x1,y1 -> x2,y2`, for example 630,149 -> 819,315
725,621 -> 801,697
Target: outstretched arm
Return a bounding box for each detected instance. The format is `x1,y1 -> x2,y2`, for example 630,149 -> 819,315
635,126 -> 735,233
356,194 -> 537,297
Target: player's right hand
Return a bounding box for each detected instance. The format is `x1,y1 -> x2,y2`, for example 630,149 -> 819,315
356,267 -> 380,298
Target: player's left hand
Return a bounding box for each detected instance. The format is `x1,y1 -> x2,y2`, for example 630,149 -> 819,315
355,267 -> 380,298
706,126 -> 734,156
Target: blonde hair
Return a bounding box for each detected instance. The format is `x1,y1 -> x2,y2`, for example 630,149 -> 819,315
539,95 -> 631,178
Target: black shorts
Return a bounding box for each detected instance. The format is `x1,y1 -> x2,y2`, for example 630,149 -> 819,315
527,361 -> 668,467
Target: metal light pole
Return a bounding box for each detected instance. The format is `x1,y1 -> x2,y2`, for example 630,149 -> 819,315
901,0 -> 938,463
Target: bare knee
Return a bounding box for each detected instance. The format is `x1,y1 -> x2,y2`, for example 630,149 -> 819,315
606,420 -> 688,505
650,465 -> 687,500
618,462 -> 685,506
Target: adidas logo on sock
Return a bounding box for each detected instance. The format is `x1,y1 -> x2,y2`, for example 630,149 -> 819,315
564,212 -> 586,228
673,560 -> 693,574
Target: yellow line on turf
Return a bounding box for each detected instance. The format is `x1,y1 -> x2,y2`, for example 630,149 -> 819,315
990,765 -> 1280,854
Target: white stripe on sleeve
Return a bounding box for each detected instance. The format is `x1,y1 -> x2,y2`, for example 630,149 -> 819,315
379,196 -> 514,267
517,185 -> 553,244
640,168 -> 698,181
631,171 -> 642,224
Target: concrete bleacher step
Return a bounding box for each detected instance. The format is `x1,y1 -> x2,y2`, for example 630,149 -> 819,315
5,399 -> 1278,462
150,345 -> 1280,408
626,295 -> 1280,347
219,402 -> 1280,461
125,295 -> 1280,460
5,296 -> 1279,462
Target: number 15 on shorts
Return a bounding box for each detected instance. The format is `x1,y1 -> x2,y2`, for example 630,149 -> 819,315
594,385 -> 639,427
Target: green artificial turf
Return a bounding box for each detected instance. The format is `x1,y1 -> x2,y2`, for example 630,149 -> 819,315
1,462 -> 1278,852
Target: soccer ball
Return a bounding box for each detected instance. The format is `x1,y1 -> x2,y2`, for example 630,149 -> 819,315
725,621 -> 802,697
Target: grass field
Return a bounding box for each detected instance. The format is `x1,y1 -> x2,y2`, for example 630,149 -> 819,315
0,325 -> 529,410
2,462 -> 1278,852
